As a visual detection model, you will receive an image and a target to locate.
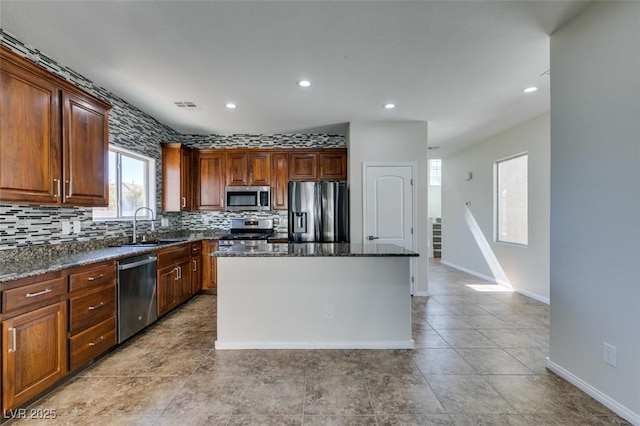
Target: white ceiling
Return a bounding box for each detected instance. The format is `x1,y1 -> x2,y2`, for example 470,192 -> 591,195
1,0 -> 590,156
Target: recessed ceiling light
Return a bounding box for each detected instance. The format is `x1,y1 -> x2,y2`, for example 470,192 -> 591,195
225,103 -> 237,109
297,80 -> 311,88
523,87 -> 538,93
384,103 -> 396,109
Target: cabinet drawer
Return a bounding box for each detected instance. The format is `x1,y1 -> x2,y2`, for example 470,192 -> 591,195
69,263 -> 116,292
69,316 -> 116,371
157,243 -> 191,265
2,277 -> 67,313
69,284 -> 116,333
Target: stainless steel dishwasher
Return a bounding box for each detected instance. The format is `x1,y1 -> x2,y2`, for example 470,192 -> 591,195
117,254 -> 158,343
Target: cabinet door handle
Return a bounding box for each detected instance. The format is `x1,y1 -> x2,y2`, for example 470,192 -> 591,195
178,266 -> 182,279
8,327 -> 16,353
26,288 -> 52,298
174,267 -> 179,281
88,335 -> 105,346
87,273 -> 104,281
88,301 -> 106,311
182,197 -> 187,208
192,259 -> 197,272
53,179 -> 60,198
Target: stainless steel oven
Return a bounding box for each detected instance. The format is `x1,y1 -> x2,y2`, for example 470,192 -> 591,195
225,186 -> 271,211
219,218 -> 275,247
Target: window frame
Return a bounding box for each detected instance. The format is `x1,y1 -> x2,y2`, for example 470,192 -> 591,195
429,159 -> 442,186
494,152 -> 528,247
92,145 -> 156,221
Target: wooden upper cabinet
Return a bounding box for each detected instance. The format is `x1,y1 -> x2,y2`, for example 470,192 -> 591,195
271,153 -> 288,210
0,50 -> 61,204
161,143 -> 192,212
180,148 -> 193,210
248,152 -> 271,186
226,151 -> 271,186
0,46 -> 111,206
289,152 -> 318,181
226,152 -> 249,186
196,151 -> 225,211
319,150 -> 347,180
62,91 -> 110,206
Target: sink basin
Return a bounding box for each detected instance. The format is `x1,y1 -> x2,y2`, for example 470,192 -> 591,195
120,240 -> 162,247
118,238 -> 187,248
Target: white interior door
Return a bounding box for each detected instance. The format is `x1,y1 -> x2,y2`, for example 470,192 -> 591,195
363,164 -> 414,251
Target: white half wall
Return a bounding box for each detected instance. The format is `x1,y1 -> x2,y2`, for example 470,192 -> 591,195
347,122 -> 429,295
441,113 -> 550,302
215,256 -> 412,349
549,1 -> 640,422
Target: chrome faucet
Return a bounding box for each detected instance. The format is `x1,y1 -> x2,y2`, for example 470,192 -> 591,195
132,207 -> 156,243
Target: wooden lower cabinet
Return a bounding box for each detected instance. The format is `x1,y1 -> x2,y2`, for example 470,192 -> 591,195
176,258 -> 193,304
202,240 -> 218,293
157,243 -> 193,317
157,263 -> 179,317
67,261 -> 117,372
68,316 -> 116,372
2,301 -> 67,410
191,242 -> 203,294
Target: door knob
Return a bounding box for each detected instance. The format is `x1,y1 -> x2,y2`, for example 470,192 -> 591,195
368,236 -> 379,240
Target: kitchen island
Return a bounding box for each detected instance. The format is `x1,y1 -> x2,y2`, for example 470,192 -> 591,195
212,243 -> 418,350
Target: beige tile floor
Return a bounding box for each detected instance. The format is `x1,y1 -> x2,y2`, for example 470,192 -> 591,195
13,259 -> 630,425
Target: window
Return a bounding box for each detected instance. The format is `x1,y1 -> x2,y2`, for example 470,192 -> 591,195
495,153 -> 528,245
93,146 -> 155,220
429,159 -> 442,186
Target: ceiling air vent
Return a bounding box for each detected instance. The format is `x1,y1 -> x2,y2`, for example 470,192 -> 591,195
174,101 -> 198,109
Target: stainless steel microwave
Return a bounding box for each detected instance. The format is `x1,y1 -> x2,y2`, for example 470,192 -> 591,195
225,186 -> 271,211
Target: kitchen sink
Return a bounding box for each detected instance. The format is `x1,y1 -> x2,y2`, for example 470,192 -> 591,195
120,240 -> 163,247
117,238 -> 188,248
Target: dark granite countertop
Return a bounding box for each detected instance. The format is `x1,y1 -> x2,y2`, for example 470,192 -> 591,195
213,242 -> 419,257
0,233 -> 225,284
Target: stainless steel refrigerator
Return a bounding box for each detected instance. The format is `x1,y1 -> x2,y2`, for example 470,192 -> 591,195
288,181 -> 349,242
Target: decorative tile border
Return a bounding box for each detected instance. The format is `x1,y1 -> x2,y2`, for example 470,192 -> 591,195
0,29 -> 338,253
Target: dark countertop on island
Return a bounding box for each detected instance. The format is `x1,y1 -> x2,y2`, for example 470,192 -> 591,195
213,242 -> 419,257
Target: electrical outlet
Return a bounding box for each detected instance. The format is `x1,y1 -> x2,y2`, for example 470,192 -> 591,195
603,343 -> 617,367
161,218 -> 169,227
61,221 -> 71,235
73,220 -> 81,234
324,304 -> 333,319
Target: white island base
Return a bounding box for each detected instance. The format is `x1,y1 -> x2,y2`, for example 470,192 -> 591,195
215,255 -> 414,350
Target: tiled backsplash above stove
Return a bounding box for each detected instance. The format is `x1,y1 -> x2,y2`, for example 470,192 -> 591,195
0,29 -> 332,251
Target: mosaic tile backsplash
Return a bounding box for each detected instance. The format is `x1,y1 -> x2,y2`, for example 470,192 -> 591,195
0,29 -> 339,251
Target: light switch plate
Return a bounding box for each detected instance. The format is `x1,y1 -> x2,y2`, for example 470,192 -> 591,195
61,222 -> 71,235
73,221 -> 81,234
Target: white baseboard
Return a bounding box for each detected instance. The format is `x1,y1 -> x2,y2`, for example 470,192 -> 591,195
546,358 -> 640,425
414,291 -> 429,297
440,260 -> 498,283
440,260 -> 549,305
215,339 -> 415,350
516,287 -> 550,305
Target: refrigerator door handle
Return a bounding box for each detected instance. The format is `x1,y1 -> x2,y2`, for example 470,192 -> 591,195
314,182 -> 323,240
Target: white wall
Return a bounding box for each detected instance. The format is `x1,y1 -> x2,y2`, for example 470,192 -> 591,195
347,122 -> 429,295
428,183 -> 441,219
548,1 -> 640,422
441,113 -> 550,302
